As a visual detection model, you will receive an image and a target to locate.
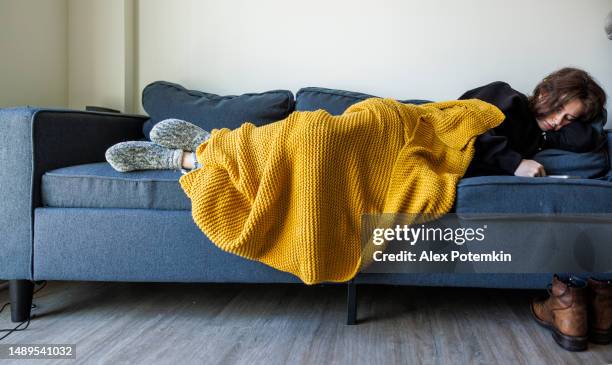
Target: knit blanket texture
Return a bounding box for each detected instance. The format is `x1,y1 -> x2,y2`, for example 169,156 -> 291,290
178,97 -> 504,284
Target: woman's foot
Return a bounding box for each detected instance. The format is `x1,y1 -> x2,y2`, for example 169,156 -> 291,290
105,141 -> 183,172
150,119 -> 211,152
180,151 -> 202,175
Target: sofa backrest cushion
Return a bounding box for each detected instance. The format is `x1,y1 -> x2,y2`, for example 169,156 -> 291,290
532,147 -> 609,179
141,81 -> 295,139
295,87 -> 432,115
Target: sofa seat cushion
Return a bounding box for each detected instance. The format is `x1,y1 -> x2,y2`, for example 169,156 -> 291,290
43,164 -> 612,213
456,176 -> 612,214
42,162 -> 190,210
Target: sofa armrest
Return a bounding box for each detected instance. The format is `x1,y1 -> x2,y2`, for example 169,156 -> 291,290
0,107 -> 147,279
600,128 -> 612,183
606,128 -> 612,162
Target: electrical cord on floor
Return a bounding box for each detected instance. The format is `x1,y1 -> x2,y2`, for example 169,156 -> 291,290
0,281 -> 47,341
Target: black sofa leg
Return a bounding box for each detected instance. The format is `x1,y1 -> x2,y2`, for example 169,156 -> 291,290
9,280 -> 34,323
346,279 -> 357,325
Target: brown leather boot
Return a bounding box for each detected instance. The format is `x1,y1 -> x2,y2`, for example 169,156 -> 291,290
588,277 -> 612,344
530,275 -> 588,351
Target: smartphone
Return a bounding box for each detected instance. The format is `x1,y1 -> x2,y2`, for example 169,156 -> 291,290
544,175 -> 582,179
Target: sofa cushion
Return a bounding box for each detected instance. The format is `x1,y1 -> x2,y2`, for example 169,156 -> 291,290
455,175 -> 612,214
42,163 -> 190,210
532,147 -> 609,179
295,87 -> 431,115
604,130 -> 612,181
141,81 -> 295,139
43,162 -> 612,214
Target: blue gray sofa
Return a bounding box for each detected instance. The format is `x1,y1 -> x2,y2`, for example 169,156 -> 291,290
2,83 -> 611,323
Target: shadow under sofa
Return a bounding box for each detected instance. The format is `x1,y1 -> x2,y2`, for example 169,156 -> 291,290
2,87 -> 612,324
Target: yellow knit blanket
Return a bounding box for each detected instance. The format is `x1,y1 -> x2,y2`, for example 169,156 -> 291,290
178,98 -> 504,284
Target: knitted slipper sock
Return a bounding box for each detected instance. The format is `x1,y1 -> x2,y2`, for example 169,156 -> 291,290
150,118 -> 211,152
105,141 -> 183,172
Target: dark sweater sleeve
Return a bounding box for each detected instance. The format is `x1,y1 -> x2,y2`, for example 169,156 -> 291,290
459,81 -> 524,174
473,129 -> 523,174
542,121 -> 599,152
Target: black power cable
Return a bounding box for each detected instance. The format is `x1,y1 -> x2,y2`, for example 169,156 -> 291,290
0,281 -> 47,341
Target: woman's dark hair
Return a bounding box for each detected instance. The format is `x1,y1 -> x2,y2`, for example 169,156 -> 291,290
528,67 -> 607,122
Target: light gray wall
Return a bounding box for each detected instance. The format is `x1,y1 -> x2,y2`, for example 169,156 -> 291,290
0,0 -> 68,108
2,0 -> 611,126
68,0 -> 135,113
138,0 -> 612,126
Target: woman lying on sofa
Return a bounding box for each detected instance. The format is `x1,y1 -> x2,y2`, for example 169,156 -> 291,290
105,67 -> 610,352
460,67 -> 607,178
106,67 -> 607,179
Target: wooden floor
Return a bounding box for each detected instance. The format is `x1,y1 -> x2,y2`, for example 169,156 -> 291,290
0,281 -> 611,365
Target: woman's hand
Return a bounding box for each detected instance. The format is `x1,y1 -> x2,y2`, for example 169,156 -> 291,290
514,159 -> 547,177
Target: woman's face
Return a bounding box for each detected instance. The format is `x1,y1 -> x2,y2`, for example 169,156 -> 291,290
536,97 -> 585,132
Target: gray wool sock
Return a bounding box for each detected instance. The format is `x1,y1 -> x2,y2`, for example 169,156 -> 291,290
105,141 -> 183,172
150,119 -> 211,152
